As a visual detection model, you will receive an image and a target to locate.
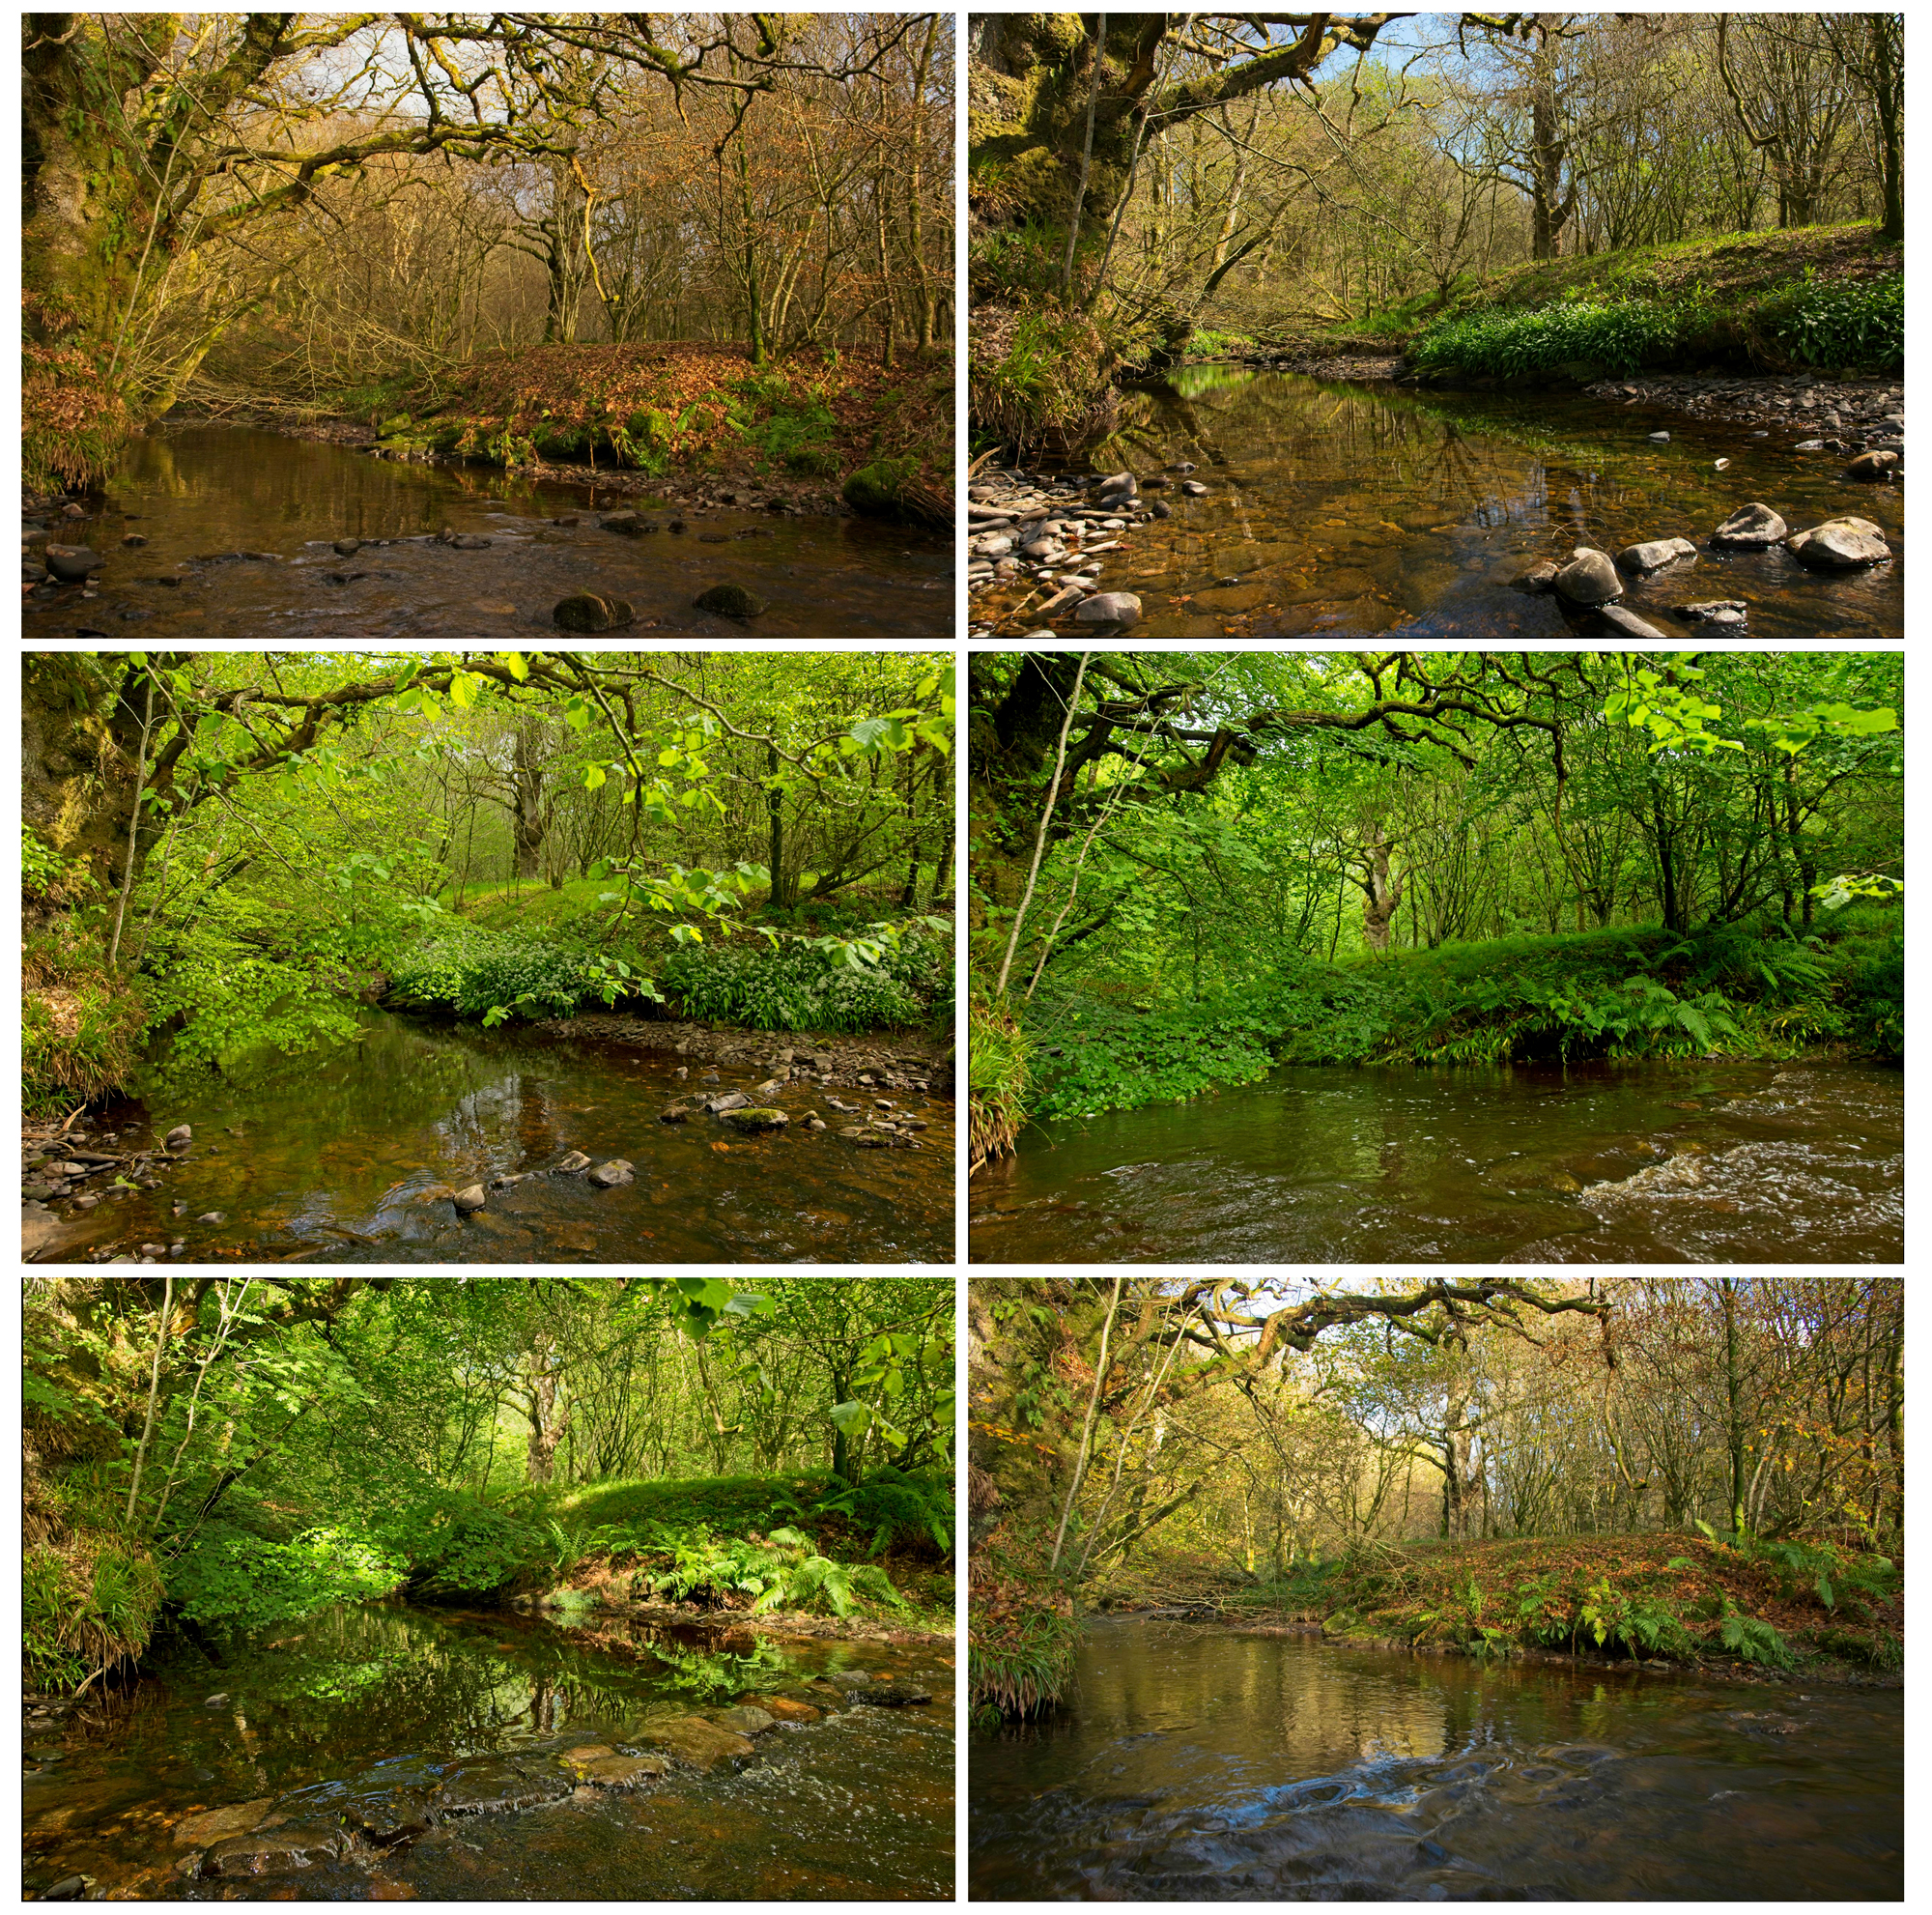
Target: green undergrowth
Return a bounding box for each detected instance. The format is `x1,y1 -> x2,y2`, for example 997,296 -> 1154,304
1021,909 -> 1902,1121
1378,225 -> 1902,378
1208,1531 -> 1901,1674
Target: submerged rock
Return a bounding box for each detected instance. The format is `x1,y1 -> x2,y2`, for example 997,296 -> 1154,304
1551,547 -> 1621,605
555,1151 -> 592,1173
201,1821 -> 349,1876
586,1158 -> 635,1188
436,1762 -> 573,1816
171,1799 -> 274,1847
577,1753 -> 667,1788
637,1715 -> 757,1772
717,1704 -> 776,1734
722,1107 -> 787,1132
1674,599 -> 1748,626
1711,502 -> 1786,549
43,544 -> 102,582
1594,604 -> 1670,638
1073,590 -> 1142,624
854,1682 -> 933,1707
741,1693 -> 821,1723
1510,559 -> 1559,593
554,591 -> 635,632
1786,516 -> 1891,569
694,583 -> 766,618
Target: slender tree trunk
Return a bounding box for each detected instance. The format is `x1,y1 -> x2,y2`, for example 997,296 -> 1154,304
1719,1278 -> 1747,1536
124,1277 -> 174,1529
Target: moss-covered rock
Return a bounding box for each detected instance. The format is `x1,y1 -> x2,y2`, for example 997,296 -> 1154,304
693,583 -> 766,618
554,591 -> 635,633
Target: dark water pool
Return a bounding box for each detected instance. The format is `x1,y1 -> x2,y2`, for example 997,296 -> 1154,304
970,1617 -> 1901,1900
970,1059 -> 1900,1264
23,1602 -> 954,1901
36,1010 -> 952,1265
25,426 -> 952,638
975,369 -> 1902,639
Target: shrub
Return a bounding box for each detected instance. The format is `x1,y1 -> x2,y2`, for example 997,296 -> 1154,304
168,1525 -> 408,1629
376,1491 -> 550,1600
1409,295 -> 1717,378
662,929 -> 942,1032
1751,271 -> 1903,372
387,925 -> 617,1021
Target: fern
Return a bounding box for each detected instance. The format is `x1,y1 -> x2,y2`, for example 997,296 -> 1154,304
1719,1613 -> 1795,1668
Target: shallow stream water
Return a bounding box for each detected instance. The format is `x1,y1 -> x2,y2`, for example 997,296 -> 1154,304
970,1058 -> 1900,1263
26,425 -> 951,638
969,1617 -> 1901,1900
976,369 -> 1902,639
39,1010 -> 952,1265
23,1601 -> 953,1901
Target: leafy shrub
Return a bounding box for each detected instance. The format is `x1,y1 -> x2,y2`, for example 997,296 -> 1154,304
663,928 -> 942,1032
1409,295 -> 1717,378
807,1467 -> 953,1555
626,1523 -> 914,1617
1575,1576 -> 1692,1659
169,1525 -> 408,1629
375,1492 -> 550,1600
140,948 -> 364,1082
388,925 -> 634,1022
1751,271 -> 1903,371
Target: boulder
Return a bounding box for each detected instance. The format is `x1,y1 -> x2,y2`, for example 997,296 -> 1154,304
1844,449 -> 1899,482
1594,604 -> 1670,638
722,1107 -> 788,1132
717,1705 -> 776,1734
1615,536 -> 1696,573
554,591 -> 634,632
1510,559 -> 1559,593
555,1151 -> 592,1173
436,1762 -> 573,1816
1551,547 -> 1622,606
636,1715 -> 757,1772
1786,516 -> 1891,569
172,1799 -> 275,1847
577,1754 -> 667,1788
1073,591 -> 1142,624
164,1124 -> 192,1149
201,1822 -> 349,1876
1674,600 -> 1748,626
453,1185 -> 487,1214
1711,502 -> 1786,549
1095,471 -> 1136,498
854,1682 -> 933,1707
586,1158 -> 635,1188
44,544 -> 102,582
694,583 -> 766,618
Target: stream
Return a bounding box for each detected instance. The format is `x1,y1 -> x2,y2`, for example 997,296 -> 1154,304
970,1058 -> 1901,1264
22,1601 -> 954,1901
969,1616 -> 1901,1901
975,368 -> 1902,639
24,425 -> 952,638
33,1009 -> 953,1265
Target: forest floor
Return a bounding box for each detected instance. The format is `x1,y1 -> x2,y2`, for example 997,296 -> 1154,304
1081,1533 -> 1902,1689
182,344 -> 954,526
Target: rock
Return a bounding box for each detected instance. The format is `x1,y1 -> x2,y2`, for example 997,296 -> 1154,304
1551,547 -> 1622,605
636,1715 -> 757,1772
578,1754 -> 667,1788
704,1091 -> 752,1114
694,583 -> 766,617
555,1151 -> 592,1173
1794,439 -> 1826,452
43,544 -> 102,582
717,1705 -> 776,1734
839,1127 -> 890,1148
1095,471 -> 1135,497
1594,604 -> 1669,638
332,537 -> 361,557
807,1117 -> 827,1131
586,1159 -> 635,1188
659,1100 -> 695,1124
1180,479 -> 1209,496
453,1185 -> 487,1213
449,534 -> 492,550
1786,516 -> 1891,569
1674,599 -> 1748,626
722,1107 -> 787,1132
164,1124 -> 193,1149
826,1670 -> 871,1687
741,1693 -> 821,1723
1073,591 -> 1142,624
1510,559 -> 1559,592
1714,458 -> 1730,471
1845,449 -> 1899,482
1615,536 -> 1696,573
1150,500 -> 1172,518
561,1744 -> 615,1764
1711,502 -> 1786,549
436,1762 -> 574,1815
599,512 -> 643,533
1647,430 -> 1670,443
121,532 -> 146,546
38,1877 -> 90,1901
854,1682 -> 933,1707
554,591 -> 635,632
173,1799 -> 275,1847
202,1821 -> 349,1875
196,1211 -> 227,1225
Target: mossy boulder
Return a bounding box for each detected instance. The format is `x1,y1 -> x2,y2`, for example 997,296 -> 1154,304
693,583 -> 766,618
554,591 -> 635,633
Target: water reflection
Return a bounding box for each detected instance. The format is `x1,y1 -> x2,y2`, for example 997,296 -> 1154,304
970,1618 -> 1902,1900
47,1009 -> 952,1264
970,1059 -> 1900,1264
978,371 -> 1902,640
26,425 -> 951,639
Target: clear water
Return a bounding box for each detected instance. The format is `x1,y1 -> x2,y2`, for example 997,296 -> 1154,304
27,425 -> 952,638
23,1602 -> 954,1901
41,1009 -> 953,1265
970,1058 -> 1901,1264
970,1617 -> 1902,1900
974,368 -> 1902,639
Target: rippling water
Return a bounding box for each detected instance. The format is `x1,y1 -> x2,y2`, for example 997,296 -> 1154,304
970,1059 -> 1901,1263
970,1618 -> 1901,1900
25,426 -> 952,638
973,369 -> 1902,639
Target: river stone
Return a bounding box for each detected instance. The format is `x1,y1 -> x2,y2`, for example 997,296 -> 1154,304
1674,599 -> 1748,626
554,591 -> 635,632
202,1821 -> 349,1875
1510,559 -> 1559,592
826,1670 -> 872,1687
555,1150 -> 591,1173
453,1184 -> 487,1213
1647,430 -> 1670,443
1794,438 -> 1826,452
717,1705 -> 776,1734
1786,516 -> 1891,569
704,1090 -> 751,1114
853,1682 -> 932,1706
1073,590 -> 1142,624
332,537 -> 361,556
164,1124 -> 192,1149
1711,502 -> 1786,549
741,1693 -> 821,1723
721,1107 -> 787,1132
636,1716 -> 757,1772
1844,449 -> 1899,482
599,512 -> 643,533
659,1100 -> 696,1123
694,583 -> 765,617
561,1744 -> 614,1764
1180,479 -> 1209,496
1615,536 -> 1696,573
586,1158 -> 635,1188
839,1127 -> 890,1147
1594,604 -> 1670,638
437,1762 -> 574,1815
1551,547 -> 1621,605
1096,471 -> 1135,497
172,1798 -> 275,1847
121,532 -> 146,546
448,533 -> 492,550
43,544 -> 102,582
579,1754 -> 667,1788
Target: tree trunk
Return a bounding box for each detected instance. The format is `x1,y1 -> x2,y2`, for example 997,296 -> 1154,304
1719,1278 -> 1747,1536
766,740 -> 791,910
1356,829 -> 1404,953
511,721 -> 547,881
